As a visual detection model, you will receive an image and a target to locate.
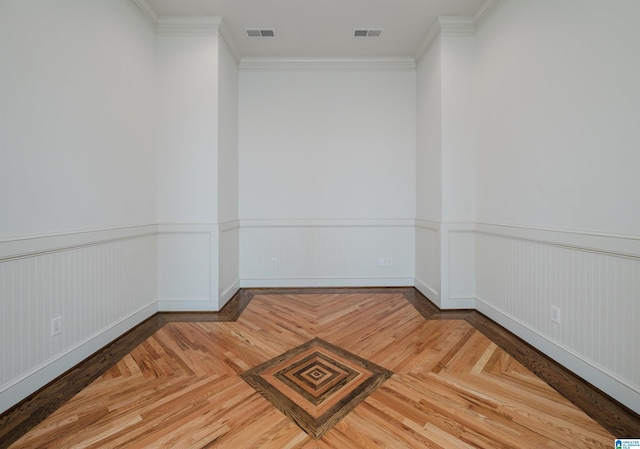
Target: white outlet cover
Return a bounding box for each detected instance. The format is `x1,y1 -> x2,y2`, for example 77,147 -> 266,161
51,316 -> 62,336
551,306 -> 560,324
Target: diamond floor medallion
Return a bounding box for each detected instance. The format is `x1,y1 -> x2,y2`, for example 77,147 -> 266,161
240,337 -> 393,439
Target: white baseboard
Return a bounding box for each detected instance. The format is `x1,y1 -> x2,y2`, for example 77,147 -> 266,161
475,297 -> 640,414
441,296 -> 476,309
0,301 -> 157,415
219,279 -> 240,309
414,277 -> 440,304
240,277 -> 414,288
157,298 -> 218,312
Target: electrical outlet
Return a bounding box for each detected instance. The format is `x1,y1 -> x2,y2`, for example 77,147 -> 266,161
386,257 -> 392,266
378,257 -> 385,266
271,257 -> 277,267
51,316 -> 62,336
551,306 -> 560,324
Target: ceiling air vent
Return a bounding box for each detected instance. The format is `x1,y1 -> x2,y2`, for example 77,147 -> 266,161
354,29 -> 383,38
246,29 -> 275,38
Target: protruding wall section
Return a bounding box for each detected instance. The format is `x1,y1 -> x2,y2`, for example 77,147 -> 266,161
414,19 -> 476,309
155,18 -> 240,311
217,31 -> 241,308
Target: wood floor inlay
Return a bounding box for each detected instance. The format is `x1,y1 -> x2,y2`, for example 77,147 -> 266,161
241,337 -> 393,438
7,292 -> 618,448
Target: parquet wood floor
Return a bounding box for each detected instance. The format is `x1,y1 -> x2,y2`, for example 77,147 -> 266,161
8,292 -> 616,448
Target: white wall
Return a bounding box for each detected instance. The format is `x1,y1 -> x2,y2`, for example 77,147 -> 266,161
217,36 -> 240,306
473,0 -> 640,413
0,0 -> 158,414
0,0 -> 157,238
474,1 -> 640,235
156,30 -> 220,310
441,34 -> 475,223
416,36 -> 443,223
414,28 -> 476,309
239,67 -> 416,220
156,33 -> 219,224
217,38 -> 239,225
415,36 -> 443,302
239,64 -> 416,287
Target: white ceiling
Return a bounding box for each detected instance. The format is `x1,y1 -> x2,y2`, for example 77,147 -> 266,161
140,0 -> 490,58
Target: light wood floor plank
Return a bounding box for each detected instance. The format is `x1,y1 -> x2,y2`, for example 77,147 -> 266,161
8,292 -> 616,448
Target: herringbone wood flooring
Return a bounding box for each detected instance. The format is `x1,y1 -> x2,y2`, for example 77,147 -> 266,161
9,293 -> 614,448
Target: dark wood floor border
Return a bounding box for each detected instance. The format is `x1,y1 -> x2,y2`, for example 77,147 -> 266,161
0,289 -> 249,448
0,315 -> 164,448
406,288 -> 640,436
464,311 -> 640,437
2,287 -> 639,447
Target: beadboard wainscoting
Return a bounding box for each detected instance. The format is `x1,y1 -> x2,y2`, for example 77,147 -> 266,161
414,220 -> 440,304
157,222 -> 240,311
442,222 -> 476,309
0,226 -> 158,414
240,220 -> 415,287
475,222 -> 640,413
157,224 -> 218,311
414,220 -> 476,309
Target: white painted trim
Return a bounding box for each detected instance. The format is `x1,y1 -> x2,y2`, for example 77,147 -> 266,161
219,19 -> 241,63
475,296 -> 640,413
240,277 -> 414,288
475,222 -> 640,259
0,301 -> 157,415
415,219 -> 441,231
438,222 -> 475,309
444,297 -> 476,309
414,0 -> 504,61
414,24 -> 441,62
414,277 -> 439,302
219,279 -> 240,309
0,225 -> 157,261
239,57 -> 416,71
156,222 -> 219,310
157,223 -> 218,233
156,16 -> 221,35
127,0 -> 158,28
157,298 -> 219,312
444,221 -> 476,230
438,16 -> 475,36
240,219 -> 415,228
219,220 -> 241,232
473,0 -> 506,31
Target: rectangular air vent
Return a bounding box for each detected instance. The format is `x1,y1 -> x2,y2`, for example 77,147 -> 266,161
246,29 -> 275,38
354,29 -> 383,38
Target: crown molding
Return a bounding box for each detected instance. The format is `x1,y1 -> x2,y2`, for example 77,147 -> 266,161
218,18 -> 241,63
128,0 -> 158,28
129,1 -> 221,36
129,0 -> 238,63
473,0 -> 505,31
156,16 -> 222,35
438,16 -> 475,36
414,0 -> 504,62
414,23 -> 441,62
239,57 -> 416,71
